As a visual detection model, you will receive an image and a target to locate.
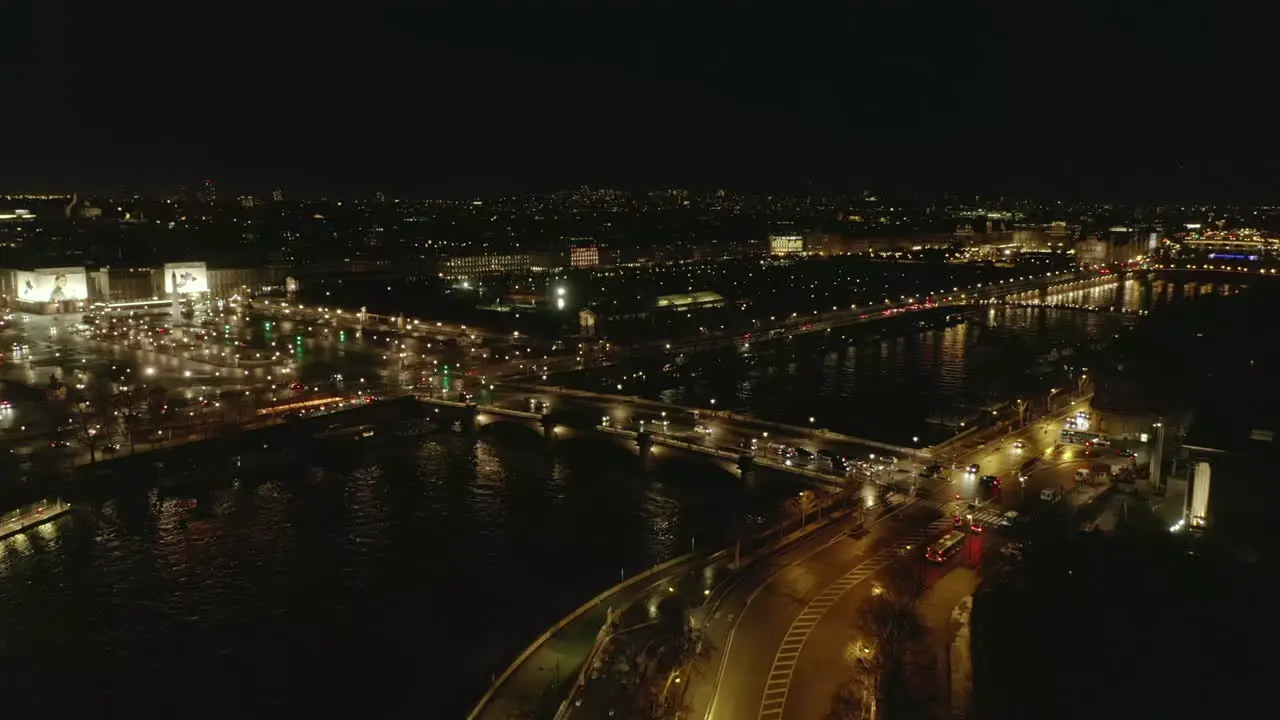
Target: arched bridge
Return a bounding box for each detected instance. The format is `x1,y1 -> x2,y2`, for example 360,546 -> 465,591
414,395 -> 912,490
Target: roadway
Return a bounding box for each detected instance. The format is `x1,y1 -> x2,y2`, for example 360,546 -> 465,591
0,498 -> 72,539
686,398 -> 1100,720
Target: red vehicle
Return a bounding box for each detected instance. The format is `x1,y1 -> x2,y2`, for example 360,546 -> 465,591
926,531 -> 966,563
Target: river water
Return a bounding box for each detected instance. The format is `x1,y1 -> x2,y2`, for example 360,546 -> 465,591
0,425 -> 800,717
0,273 -> 1241,717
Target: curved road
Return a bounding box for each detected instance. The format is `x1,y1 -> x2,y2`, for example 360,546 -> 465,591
688,397 -> 1100,720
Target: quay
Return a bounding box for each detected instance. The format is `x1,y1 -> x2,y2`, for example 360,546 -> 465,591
0,499 -> 72,540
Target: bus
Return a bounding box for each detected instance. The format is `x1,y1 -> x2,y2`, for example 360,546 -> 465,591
1060,429 -> 1103,445
926,531 -> 967,563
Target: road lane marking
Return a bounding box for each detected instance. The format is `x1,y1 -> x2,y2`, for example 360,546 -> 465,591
705,494 -> 934,720
755,516 -> 952,720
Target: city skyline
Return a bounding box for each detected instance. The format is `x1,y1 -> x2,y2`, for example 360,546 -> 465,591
2,3 -> 1273,198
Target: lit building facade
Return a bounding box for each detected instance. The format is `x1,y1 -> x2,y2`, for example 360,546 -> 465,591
768,234 -> 805,255
570,245 -> 601,267
440,253 -> 551,279
0,263 -> 282,313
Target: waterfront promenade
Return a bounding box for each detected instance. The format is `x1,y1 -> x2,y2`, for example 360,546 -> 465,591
467,552 -> 710,720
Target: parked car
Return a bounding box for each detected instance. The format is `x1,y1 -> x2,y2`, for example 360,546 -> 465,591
1000,542 -> 1024,559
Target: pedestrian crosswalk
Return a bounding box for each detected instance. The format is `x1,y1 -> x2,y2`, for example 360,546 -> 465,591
968,508 -> 1006,526
906,496 -> 1005,526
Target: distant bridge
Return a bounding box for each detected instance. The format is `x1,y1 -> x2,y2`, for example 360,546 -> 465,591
413,394 -> 919,490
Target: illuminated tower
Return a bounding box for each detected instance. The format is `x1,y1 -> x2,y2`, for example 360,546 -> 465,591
170,270 -> 180,320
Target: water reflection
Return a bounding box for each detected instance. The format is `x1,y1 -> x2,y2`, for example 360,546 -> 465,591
0,429 -> 806,718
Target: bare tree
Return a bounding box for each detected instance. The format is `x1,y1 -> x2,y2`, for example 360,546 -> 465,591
1015,398 -> 1030,427
833,558 -> 932,720
600,596 -> 714,720
115,384 -> 148,453
828,673 -> 873,720
792,490 -> 818,527
67,375 -> 116,464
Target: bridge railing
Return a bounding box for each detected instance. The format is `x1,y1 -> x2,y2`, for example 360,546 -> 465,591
479,405 -> 541,420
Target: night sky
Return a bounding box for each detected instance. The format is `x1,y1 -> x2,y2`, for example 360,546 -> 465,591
1,2 -> 1269,198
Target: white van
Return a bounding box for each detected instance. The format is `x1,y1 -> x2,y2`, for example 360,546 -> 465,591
1040,488 -> 1061,503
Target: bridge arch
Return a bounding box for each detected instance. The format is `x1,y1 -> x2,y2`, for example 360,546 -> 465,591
476,417 -> 545,442
647,447 -> 744,487
552,431 -> 640,460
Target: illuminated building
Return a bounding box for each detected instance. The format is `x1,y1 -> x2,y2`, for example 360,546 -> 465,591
654,290 -> 725,311
1180,410 -> 1278,551
570,244 -> 601,267
1178,229 -> 1280,257
440,253 -> 551,279
768,234 -> 805,255
0,262 -> 282,313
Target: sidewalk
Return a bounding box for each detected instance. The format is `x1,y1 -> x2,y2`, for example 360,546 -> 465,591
470,554 -> 714,720
562,558 -> 727,718
917,567 -> 978,720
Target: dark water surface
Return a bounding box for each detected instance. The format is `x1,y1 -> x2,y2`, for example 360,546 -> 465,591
0,427 -> 800,717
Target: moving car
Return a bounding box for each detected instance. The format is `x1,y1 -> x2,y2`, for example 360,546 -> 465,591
693,424 -> 712,435
967,463 -> 981,474
786,448 -> 815,467
1000,510 -> 1020,527
1012,440 -> 1025,450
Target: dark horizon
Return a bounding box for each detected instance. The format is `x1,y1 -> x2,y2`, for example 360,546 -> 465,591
2,3 -> 1272,200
